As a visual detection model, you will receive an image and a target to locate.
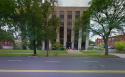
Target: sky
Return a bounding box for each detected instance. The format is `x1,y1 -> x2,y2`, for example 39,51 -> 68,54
58,0 -> 91,7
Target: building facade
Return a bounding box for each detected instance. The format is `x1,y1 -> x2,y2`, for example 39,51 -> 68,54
0,41 -> 13,49
42,7 -> 89,50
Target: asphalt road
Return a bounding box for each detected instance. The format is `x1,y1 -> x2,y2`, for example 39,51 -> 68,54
0,57 -> 125,77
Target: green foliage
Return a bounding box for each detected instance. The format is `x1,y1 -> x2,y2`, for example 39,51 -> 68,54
88,0 -> 125,37
74,10 -> 90,35
41,0 -> 59,42
115,41 -> 125,52
0,0 -> 60,55
0,29 -> 14,41
52,42 -> 64,50
48,17 -> 60,42
0,0 -> 15,18
13,0 -> 44,51
80,0 -> 125,55
98,44 -> 104,48
89,0 -> 112,12
0,0 -> 16,37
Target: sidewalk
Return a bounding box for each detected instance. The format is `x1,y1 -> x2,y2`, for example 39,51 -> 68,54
110,53 -> 125,58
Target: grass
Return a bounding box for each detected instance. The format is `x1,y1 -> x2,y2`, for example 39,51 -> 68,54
0,50 -> 117,58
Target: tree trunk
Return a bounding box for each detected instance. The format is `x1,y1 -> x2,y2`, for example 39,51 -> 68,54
22,37 -> 27,50
104,39 -> 109,55
46,50 -> 49,57
33,40 -> 37,56
46,39 -> 49,57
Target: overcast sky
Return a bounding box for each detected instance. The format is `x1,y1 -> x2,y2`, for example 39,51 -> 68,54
58,0 -> 91,7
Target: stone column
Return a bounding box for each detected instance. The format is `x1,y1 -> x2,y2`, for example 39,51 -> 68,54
49,40 -> 52,50
71,11 -> 75,49
56,29 -> 60,43
85,32 -> 89,50
42,41 -> 45,50
78,28 -> 82,50
56,11 -> 60,43
64,11 -> 67,48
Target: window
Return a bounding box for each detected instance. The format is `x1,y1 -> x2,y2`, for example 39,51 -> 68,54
60,15 -> 64,19
75,11 -> 80,15
67,15 -> 72,19
60,15 -> 64,22
60,22 -> 64,26
67,11 -> 72,20
75,11 -> 80,19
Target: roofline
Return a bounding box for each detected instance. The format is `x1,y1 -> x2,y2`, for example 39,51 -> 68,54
56,6 -> 89,8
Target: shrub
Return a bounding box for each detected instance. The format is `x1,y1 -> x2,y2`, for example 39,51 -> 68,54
52,42 -> 65,50
98,44 -> 104,48
114,41 -> 125,52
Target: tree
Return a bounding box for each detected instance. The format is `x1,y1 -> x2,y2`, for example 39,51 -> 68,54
0,0 -> 15,26
14,0 -> 43,55
74,10 -> 90,50
0,0 -> 59,56
81,0 -> 125,55
13,0 -> 30,49
41,0 -> 59,57
0,0 -> 15,35
27,0 -> 43,55
13,0 -> 59,56
0,0 -> 15,48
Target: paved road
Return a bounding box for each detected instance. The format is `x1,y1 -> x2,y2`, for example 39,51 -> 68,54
1,73 -> 125,77
0,57 -> 125,77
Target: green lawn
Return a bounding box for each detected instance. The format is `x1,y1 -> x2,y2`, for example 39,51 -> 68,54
0,50 -> 117,58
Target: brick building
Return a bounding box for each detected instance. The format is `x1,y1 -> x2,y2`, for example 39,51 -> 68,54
96,35 -> 125,48
0,41 -> 13,49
